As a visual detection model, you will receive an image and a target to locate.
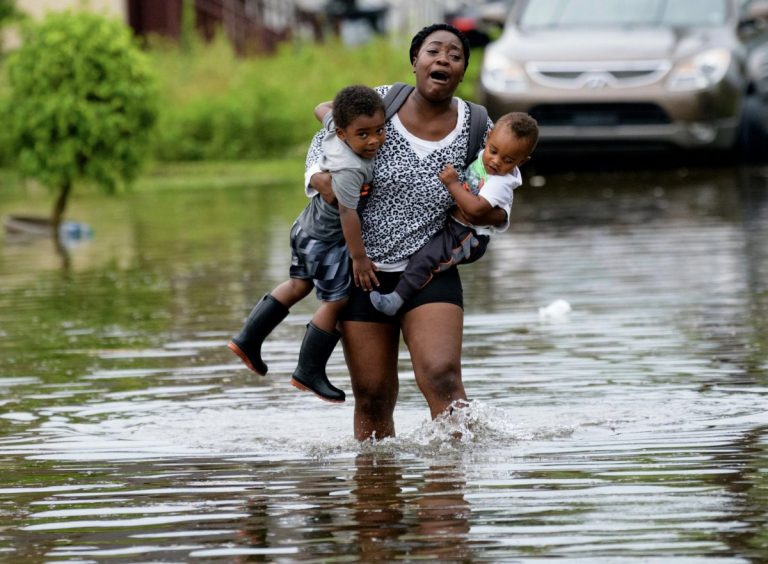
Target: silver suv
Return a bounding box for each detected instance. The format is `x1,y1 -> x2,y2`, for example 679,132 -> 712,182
477,0 -> 768,156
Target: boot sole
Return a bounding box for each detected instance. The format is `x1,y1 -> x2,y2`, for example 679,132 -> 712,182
290,378 -> 345,403
227,341 -> 266,376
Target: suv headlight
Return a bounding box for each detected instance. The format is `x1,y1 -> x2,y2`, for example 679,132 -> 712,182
481,49 -> 528,93
667,48 -> 732,91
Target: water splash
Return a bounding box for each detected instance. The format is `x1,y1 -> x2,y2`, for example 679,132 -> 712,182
335,400 -> 555,459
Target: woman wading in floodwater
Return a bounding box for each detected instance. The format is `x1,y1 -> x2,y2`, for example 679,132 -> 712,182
306,23 -> 504,440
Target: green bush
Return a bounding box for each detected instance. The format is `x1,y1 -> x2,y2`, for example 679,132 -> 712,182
6,10 -> 157,224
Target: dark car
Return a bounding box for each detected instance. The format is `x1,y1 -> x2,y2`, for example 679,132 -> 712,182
477,0 -> 768,157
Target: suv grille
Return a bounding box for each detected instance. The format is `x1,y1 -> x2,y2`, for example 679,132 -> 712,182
529,103 -> 672,126
527,61 -> 670,89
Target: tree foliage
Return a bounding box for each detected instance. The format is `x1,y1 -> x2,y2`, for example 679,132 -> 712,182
0,0 -> 15,27
6,10 -> 158,225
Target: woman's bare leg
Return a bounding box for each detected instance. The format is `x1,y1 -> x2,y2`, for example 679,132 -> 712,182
401,302 -> 466,419
340,320 -> 400,440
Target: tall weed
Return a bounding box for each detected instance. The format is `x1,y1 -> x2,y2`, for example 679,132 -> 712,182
0,60 -> 12,166
149,33 -> 415,161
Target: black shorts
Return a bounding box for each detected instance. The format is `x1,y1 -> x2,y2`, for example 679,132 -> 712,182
339,266 -> 463,325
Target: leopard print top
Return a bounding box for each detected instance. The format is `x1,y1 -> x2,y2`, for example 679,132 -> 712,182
305,85 -> 490,266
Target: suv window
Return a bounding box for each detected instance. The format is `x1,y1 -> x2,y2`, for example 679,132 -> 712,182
519,0 -> 727,29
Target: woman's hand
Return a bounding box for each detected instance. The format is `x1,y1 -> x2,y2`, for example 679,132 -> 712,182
310,172 -> 336,205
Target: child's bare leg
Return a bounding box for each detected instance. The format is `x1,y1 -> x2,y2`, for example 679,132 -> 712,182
272,278 -> 314,309
311,297 -> 348,333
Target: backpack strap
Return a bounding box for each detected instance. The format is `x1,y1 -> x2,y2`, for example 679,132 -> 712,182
383,82 -> 413,121
465,101 -> 489,167
383,82 -> 489,167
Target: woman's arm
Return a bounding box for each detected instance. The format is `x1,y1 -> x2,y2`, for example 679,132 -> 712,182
314,101 -> 333,124
305,123 -> 337,205
310,172 -> 336,205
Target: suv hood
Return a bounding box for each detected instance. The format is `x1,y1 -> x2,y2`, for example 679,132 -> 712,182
498,27 -> 733,61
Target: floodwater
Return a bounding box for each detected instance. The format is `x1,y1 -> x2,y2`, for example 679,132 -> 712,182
0,160 -> 767,562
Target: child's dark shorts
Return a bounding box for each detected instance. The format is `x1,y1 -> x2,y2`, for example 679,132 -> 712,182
289,222 -> 350,302
339,266 -> 463,325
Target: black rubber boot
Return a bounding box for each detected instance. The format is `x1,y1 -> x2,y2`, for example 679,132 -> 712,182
228,294 -> 289,375
290,322 -> 345,403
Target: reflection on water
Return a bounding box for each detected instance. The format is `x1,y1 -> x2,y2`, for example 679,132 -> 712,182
0,162 -> 767,561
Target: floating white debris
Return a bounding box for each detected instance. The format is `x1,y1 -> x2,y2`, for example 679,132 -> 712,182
538,299 -> 572,321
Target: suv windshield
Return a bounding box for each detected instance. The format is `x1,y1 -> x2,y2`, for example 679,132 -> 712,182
519,0 -> 728,29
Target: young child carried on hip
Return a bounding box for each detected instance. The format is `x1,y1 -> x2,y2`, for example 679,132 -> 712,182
370,112 -> 539,316
228,85 -> 385,403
